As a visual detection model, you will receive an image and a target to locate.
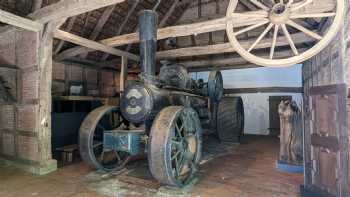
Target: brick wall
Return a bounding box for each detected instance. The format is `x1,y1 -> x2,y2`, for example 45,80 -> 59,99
0,26 -> 54,173
52,61 -> 121,97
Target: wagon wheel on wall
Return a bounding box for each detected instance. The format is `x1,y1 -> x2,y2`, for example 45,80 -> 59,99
226,0 -> 345,67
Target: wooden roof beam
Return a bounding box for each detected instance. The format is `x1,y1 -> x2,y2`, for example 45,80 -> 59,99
156,32 -> 316,59
100,0 -> 140,60
184,49 -> 307,72
0,9 -> 43,32
30,0 -> 125,23
54,30 -> 139,61
55,17 -> 227,60
54,16 -> 77,55
79,5 -> 116,58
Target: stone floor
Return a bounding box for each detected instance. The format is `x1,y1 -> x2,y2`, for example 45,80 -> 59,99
0,135 -> 303,197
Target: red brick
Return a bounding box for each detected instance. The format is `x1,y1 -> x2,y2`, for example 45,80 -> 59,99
70,65 -> 83,82
0,28 -> 16,66
0,67 -> 17,100
2,132 -> 15,156
101,86 -> 116,97
16,135 -> 39,161
87,84 -> 99,96
101,71 -> 114,86
0,105 -> 15,130
52,81 -> 65,96
85,68 -> 98,84
17,105 -> 37,132
52,62 -> 65,80
22,70 -> 39,101
16,29 -> 39,69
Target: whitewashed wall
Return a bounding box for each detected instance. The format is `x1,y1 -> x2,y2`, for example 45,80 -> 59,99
191,65 -> 303,135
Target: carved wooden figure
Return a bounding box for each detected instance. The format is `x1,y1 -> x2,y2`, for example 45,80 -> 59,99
278,100 -> 303,165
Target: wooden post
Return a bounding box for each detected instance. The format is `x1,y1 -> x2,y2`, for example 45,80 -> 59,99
36,19 -> 66,173
120,56 -> 128,94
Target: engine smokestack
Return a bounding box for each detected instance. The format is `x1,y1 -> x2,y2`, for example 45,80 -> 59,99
139,10 -> 157,77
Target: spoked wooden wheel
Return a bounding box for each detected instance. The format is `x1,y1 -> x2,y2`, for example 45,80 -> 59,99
148,106 -> 202,187
226,0 -> 345,67
79,106 -> 130,171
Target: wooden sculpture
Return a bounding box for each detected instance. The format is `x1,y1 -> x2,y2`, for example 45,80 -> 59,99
278,100 -> 303,165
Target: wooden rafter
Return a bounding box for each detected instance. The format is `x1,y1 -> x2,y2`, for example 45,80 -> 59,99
54,16 -> 77,55
54,30 -> 139,61
124,0 -> 162,52
99,0 -> 140,61
157,32 -> 316,59
159,0 -> 181,27
31,0 -> 43,12
56,17 -> 227,60
29,0 -> 125,23
122,0 -> 163,55
0,8 -> 43,32
79,5 -> 116,58
183,48 -> 307,72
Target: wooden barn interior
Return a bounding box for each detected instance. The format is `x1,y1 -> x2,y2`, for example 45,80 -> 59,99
0,0 -> 349,196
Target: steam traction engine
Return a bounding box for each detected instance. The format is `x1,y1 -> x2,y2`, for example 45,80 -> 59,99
79,10 -> 244,187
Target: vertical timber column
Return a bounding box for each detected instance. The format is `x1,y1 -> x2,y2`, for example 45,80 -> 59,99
36,22 -> 56,173
120,56 -> 128,93
36,20 -> 66,174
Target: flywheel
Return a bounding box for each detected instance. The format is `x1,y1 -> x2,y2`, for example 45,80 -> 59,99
226,0 -> 345,67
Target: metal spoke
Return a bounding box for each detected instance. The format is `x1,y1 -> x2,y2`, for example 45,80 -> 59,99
115,151 -> 121,162
248,0 -> 270,11
172,150 -> 182,160
286,20 -> 322,40
290,12 -> 336,19
270,24 -> 279,59
174,156 -> 180,177
291,0 -> 313,12
175,122 -> 184,139
234,20 -> 269,36
248,23 -> 274,52
93,142 -> 103,148
172,139 -> 182,146
281,24 -> 299,55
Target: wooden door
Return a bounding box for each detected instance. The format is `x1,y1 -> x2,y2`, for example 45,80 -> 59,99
269,96 -> 292,135
304,84 -> 349,196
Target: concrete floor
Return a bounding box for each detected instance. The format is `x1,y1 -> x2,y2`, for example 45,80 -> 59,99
0,135 -> 303,197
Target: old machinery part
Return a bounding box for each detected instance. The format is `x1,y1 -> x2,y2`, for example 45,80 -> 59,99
226,0 -> 345,67
217,97 -> 244,143
79,106 -> 131,171
159,64 -> 191,89
208,70 -> 224,102
120,83 -> 154,124
148,106 -> 202,187
139,10 -> 157,78
104,130 -> 142,156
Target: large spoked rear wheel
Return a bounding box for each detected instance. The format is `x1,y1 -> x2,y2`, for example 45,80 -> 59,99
226,0 -> 345,67
148,106 -> 202,187
79,106 -> 130,172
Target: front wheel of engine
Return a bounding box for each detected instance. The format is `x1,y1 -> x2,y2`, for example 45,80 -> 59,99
148,106 -> 202,187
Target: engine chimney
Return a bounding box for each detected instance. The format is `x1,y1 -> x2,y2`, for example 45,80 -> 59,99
139,10 -> 157,77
